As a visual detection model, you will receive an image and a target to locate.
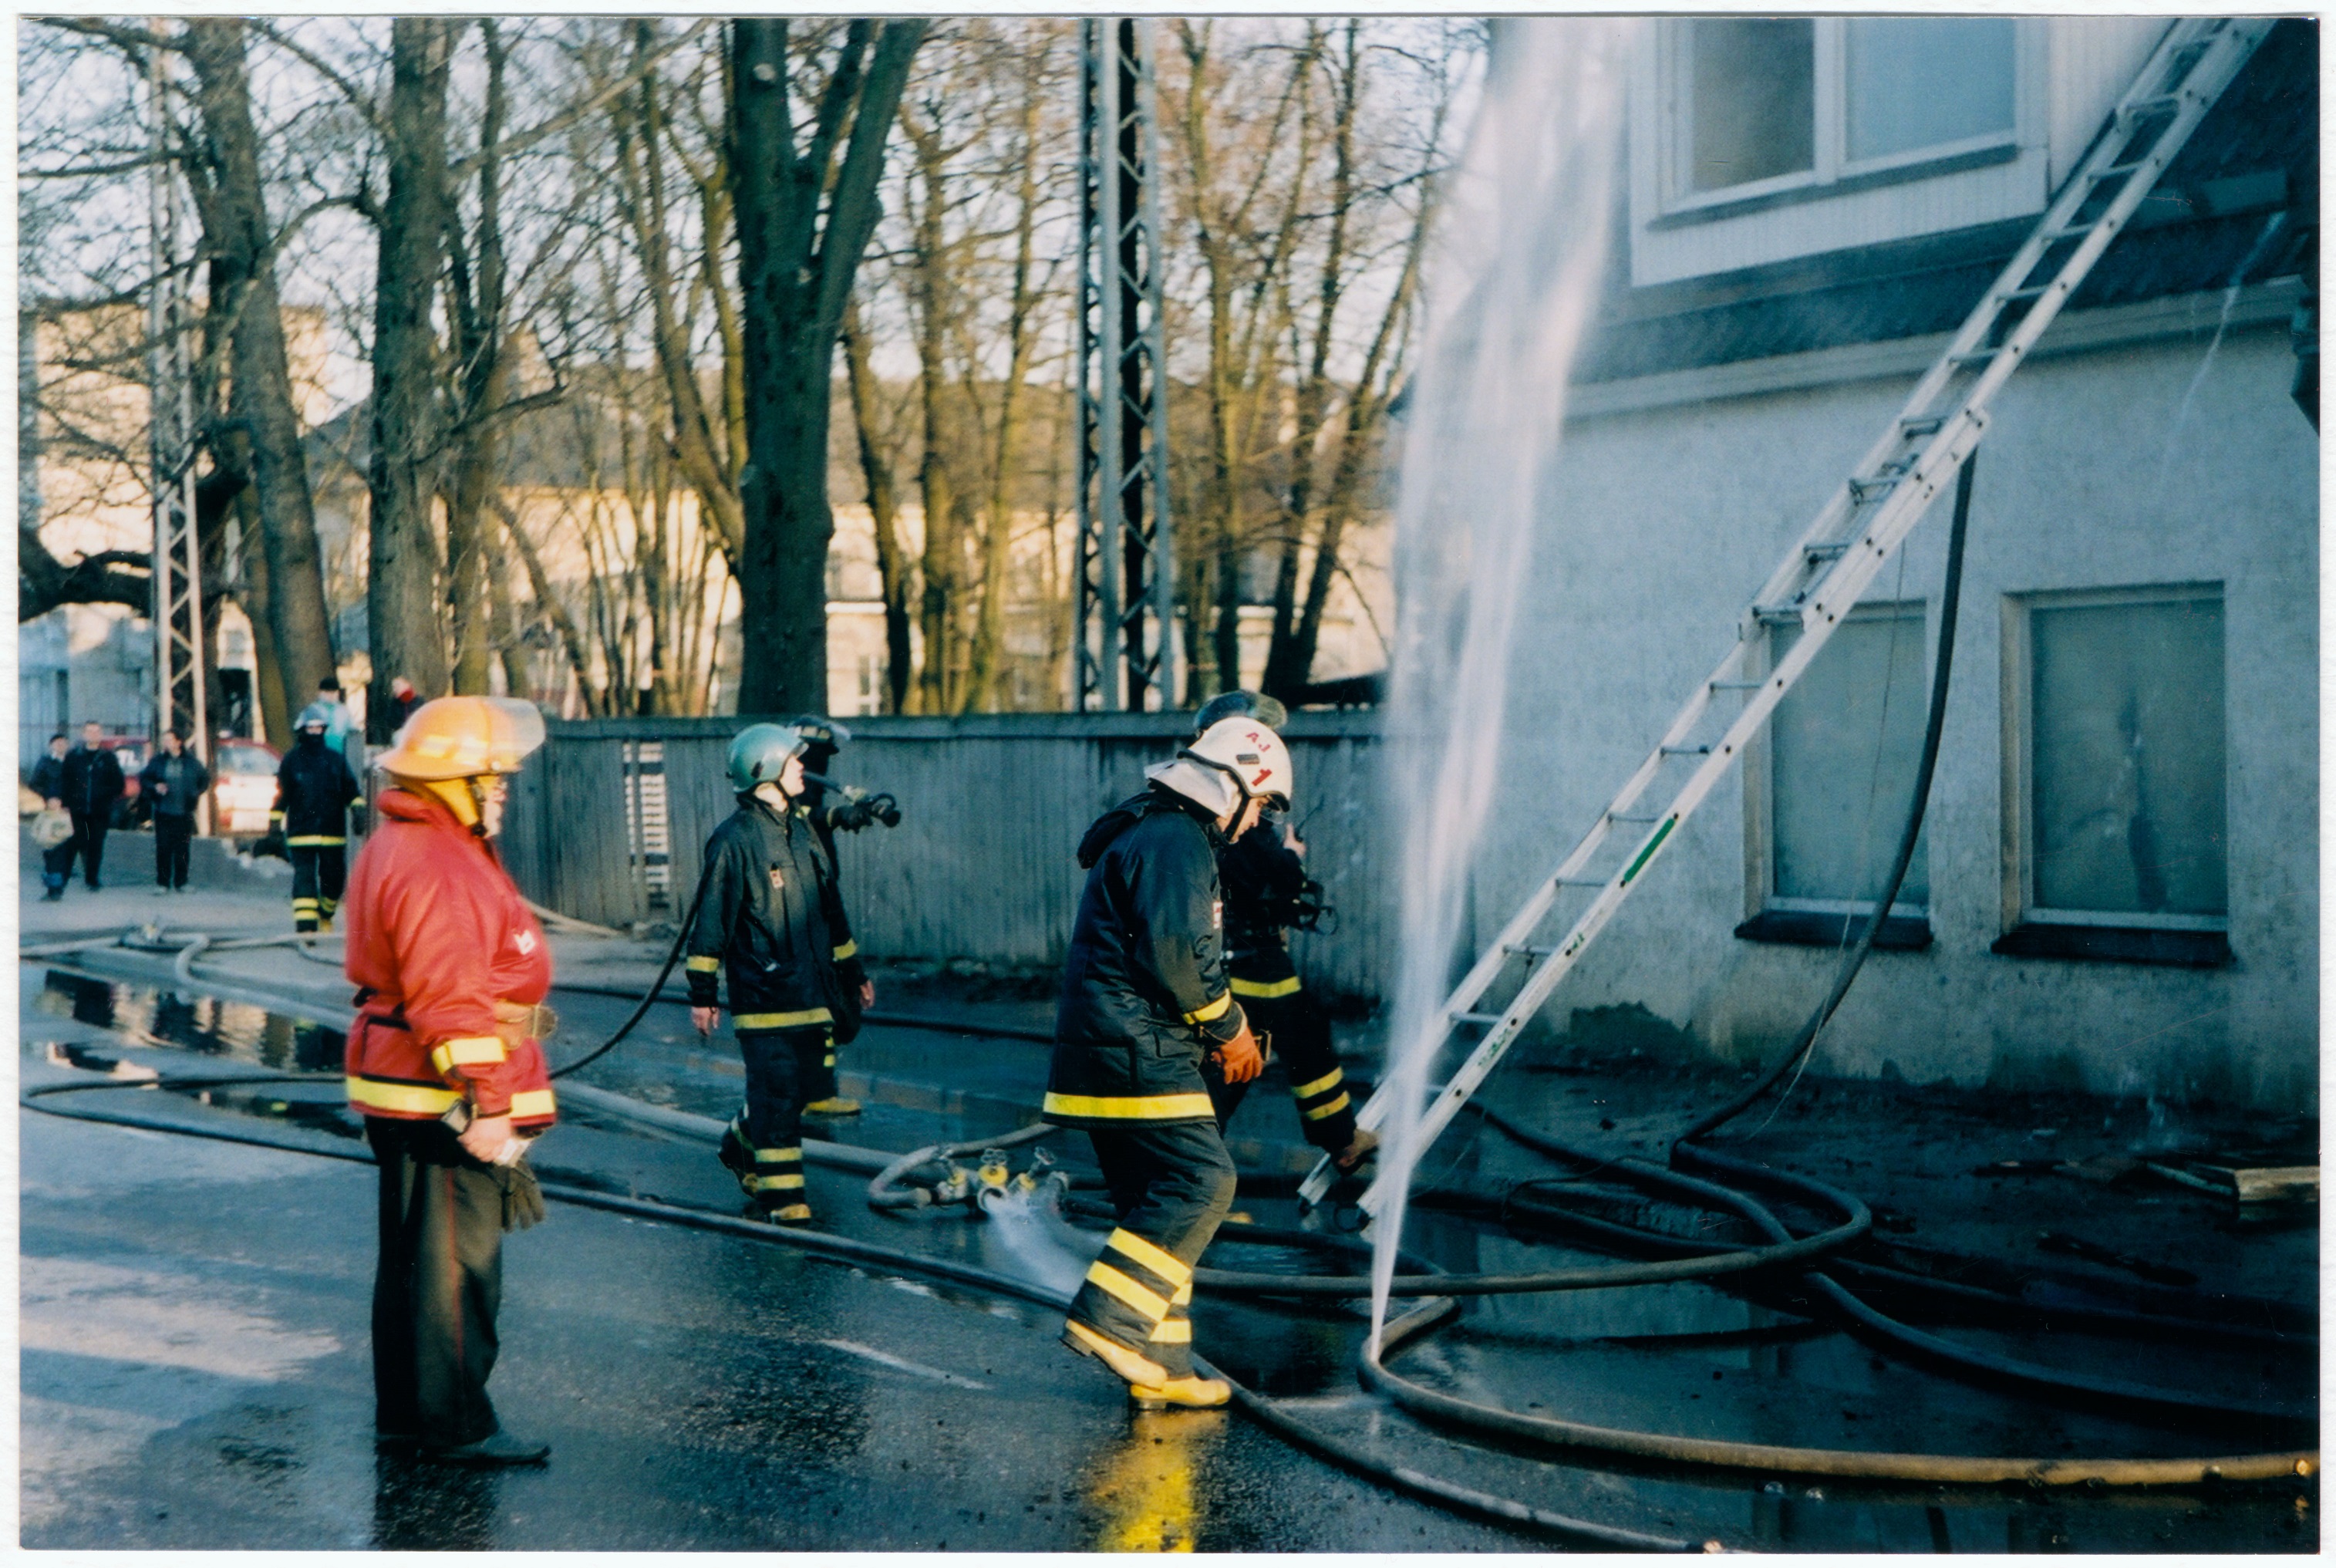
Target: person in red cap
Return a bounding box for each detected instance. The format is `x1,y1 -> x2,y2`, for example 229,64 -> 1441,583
343,695 -> 558,1467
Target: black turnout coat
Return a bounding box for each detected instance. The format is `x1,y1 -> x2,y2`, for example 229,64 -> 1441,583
686,795 -> 851,1031
1044,787 -> 1247,1130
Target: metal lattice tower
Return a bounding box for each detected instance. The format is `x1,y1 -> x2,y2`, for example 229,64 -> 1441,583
147,47 -> 207,814
1074,18 -> 1176,711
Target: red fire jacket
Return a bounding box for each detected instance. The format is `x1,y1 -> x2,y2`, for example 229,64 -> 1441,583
342,786 -> 556,1127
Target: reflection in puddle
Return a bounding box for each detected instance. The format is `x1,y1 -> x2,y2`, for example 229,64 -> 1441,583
34,970 -> 344,1072
1084,1408 -> 1225,1552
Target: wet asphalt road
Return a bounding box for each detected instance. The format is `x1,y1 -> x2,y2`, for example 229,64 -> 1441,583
19,963 -> 2321,1552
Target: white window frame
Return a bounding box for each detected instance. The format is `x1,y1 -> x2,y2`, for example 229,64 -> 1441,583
1660,18 -> 2025,216
1999,582 -> 2229,935
1629,19 -> 2048,288
1744,599 -> 1932,923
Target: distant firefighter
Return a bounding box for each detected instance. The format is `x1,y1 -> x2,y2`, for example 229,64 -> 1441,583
1191,693 -> 1375,1175
1045,715 -> 1290,1410
688,723 -> 858,1225
343,696 -> 558,1467
273,702 -> 361,932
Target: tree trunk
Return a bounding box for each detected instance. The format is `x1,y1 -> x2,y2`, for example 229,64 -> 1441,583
183,19 -> 339,719
366,17 -> 457,739
728,18 -> 925,719
842,301 -> 913,713
442,19 -> 510,699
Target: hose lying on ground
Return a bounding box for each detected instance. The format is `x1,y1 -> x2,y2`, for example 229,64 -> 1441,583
19,1069 -> 1700,1552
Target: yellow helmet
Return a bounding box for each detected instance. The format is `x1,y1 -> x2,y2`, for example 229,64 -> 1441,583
375,696 -> 547,781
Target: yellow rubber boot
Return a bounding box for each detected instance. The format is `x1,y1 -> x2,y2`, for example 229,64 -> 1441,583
1128,1375 -> 1232,1411
1063,1320 -> 1171,1388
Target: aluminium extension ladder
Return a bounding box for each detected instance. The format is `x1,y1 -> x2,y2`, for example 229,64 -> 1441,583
1303,18 -> 2275,1213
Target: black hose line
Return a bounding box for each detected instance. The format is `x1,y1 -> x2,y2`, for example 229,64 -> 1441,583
1680,451 -> 1977,1148
1479,1107 -> 2314,1428
547,862 -> 718,1081
19,1075 -> 1706,1550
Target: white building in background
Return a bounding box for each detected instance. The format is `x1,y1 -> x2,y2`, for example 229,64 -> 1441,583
1484,19 -> 2315,1109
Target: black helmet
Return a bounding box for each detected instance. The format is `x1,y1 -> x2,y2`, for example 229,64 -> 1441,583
1193,690 -> 1287,737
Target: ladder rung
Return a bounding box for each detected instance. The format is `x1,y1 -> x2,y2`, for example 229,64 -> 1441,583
2089,160 -> 2149,182
1899,415 -> 1944,437
2041,222 -> 2098,243
1556,874 -> 1610,887
1707,679 -> 1763,691
2119,93 -> 2184,122
1660,744 -> 1712,756
1751,605 -> 1802,626
1848,475 -> 1899,501
1450,1011 -> 1506,1027
2002,285 -> 2053,302
1949,347 -> 2002,366
1504,943 -> 1558,959
1802,541 -> 1849,561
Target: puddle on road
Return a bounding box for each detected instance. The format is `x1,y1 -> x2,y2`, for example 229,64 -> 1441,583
32,968 -> 346,1073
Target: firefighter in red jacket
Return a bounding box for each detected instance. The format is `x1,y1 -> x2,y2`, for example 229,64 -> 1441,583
343,696 -> 558,1467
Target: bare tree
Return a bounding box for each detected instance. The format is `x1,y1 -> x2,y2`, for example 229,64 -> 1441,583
728,18 -> 925,716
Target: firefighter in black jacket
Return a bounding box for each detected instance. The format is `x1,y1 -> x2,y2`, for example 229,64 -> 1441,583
273,702 -> 362,931
59,721 -> 126,889
1191,693 -> 1376,1175
1046,716 -> 1292,1410
787,716 -> 880,1116
686,723 -> 852,1225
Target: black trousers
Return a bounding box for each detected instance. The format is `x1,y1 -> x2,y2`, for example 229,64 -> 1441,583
1068,1121 -> 1237,1380
39,838 -> 73,893
153,812 -> 194,889
64,811 -> 108,888
730,1027 -> 827,1211
366,1117 -> 507,1448
1202,983 -> 1358,1152
291,844 -> 348,930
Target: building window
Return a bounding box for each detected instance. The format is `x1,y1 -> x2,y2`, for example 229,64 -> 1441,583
1671,17 -> 2017,207
1997,585 -> 2229,966
1740,603 -> 1933,949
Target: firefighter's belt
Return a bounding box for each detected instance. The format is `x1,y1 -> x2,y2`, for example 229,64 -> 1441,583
493,999 -> 558,1045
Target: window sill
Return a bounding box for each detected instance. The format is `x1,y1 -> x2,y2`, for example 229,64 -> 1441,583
1649,141 -> 2022,232
1989,924 -> 2232,968
1734,909 -> 1932,951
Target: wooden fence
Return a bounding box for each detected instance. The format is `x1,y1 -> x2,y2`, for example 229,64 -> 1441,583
501,710 -> 1394,1000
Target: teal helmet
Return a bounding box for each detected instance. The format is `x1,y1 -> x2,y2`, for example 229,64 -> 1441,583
726,722 -> 807,794
295,700 -> 335,732
1193,689 -> 1287,737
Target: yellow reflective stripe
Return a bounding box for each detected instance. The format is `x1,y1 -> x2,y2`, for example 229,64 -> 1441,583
1170,1280 -> 1193,1307
831,939 -> 858,961
1084,1262 -> 1171,1323
755,1147 -> 803,1164
428,1036 -> 506,1075
1146,1317 -> 1192,1344
685,956 -> 721,973
1229,975 -> 1301,999
1302,1092 -> 1352,1122
510,1088 -> 557,1120
770,1204 -> 812,1220
749,1172 -> 806,1191
1181,992 -> 1233,1025
346,1075 -> 461,1114
1043,1091 -> 1217,1121
735,1008 -> 833,1030
1107,1229 -> 1192,1288
1294,1068 -> 1344,1100
286,835 -> 346,847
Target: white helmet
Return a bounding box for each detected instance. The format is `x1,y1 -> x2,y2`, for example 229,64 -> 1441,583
1180,716 -> 1292,811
